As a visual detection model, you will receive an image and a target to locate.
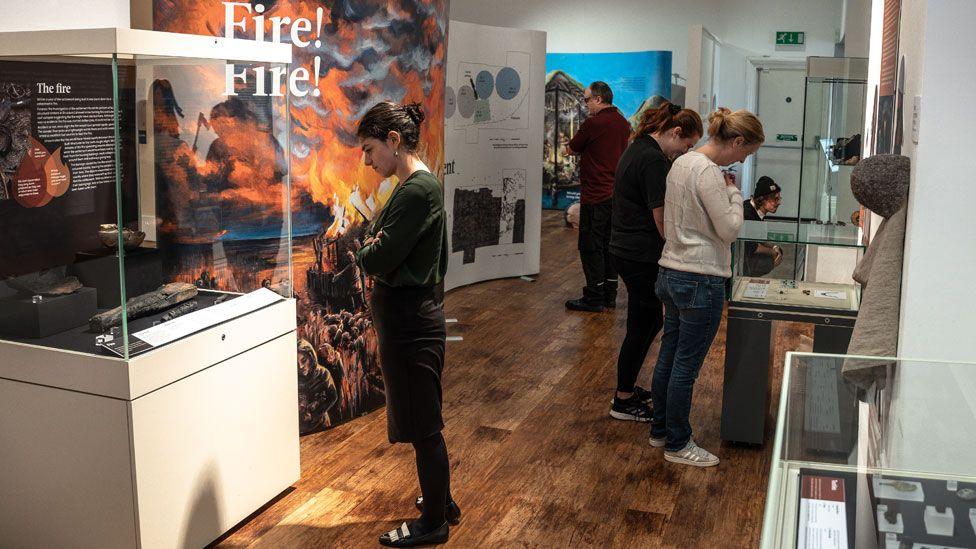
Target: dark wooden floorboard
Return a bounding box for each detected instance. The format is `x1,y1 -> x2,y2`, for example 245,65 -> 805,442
215,211 -> 813,548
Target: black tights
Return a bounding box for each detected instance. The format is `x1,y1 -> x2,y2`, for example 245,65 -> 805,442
413,432 -> 452,530
613,255 -> 664,393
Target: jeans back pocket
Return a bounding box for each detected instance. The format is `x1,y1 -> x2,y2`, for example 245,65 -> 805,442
667,276 -> 700,309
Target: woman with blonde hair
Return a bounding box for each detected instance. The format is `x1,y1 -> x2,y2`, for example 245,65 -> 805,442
649,107 -> 764,467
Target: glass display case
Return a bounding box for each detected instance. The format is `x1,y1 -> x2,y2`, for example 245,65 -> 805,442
798,57 -> 868,226
731,220 -> 866,313
761,353 -> 976,549
0,28 -> 292,359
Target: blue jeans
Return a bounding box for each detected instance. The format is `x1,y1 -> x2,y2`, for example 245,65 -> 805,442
650,268 -> 726,451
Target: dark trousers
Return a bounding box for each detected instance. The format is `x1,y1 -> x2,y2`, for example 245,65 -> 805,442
578,200 -> 618,304
612,254 -> 664,393
650,268 -> 726,451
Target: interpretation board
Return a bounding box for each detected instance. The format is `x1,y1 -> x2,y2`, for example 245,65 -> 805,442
443,21 -> 546,291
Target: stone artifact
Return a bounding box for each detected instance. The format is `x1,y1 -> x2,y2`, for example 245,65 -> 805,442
6,267 -> 82,296
160,300 -> 198,322
98,224 -> 146,250
89,282 -> 197,332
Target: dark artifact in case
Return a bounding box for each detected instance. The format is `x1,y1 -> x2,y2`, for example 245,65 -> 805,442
97,223 -> 146,250
89,282 -> 198,332
159,300 -> 198,322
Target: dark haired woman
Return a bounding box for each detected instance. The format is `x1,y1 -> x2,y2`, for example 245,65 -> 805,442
354,101 -> 457,547
608,101 -> 703,423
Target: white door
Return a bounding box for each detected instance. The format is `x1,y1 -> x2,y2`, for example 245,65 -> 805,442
752,67 -> 805,218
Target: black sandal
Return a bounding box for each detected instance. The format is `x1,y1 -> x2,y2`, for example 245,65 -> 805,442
415,496 -> 462,525
378,521 -> 449,547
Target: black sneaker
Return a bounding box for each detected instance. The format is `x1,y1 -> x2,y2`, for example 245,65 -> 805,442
415,496 -> 462,525
566,298 -> 603,312
632,385 -> 653,404
609,395 -> 651,422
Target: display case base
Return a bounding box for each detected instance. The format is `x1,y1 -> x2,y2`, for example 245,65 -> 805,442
0,298 -> 299,548
0,287 -> 97,338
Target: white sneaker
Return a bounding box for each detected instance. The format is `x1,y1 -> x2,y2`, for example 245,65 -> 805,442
649,435 -> 666,448
663,440 -> 719,467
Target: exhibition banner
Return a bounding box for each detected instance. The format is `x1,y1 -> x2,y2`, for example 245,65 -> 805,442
154,0 -> 449,434
543,50 -> 672,209
443,21 -> 546,290
0,61 -> 138,277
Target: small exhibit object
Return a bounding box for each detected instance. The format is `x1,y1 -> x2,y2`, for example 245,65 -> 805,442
970,509 -> 976,539
947,480 -> 958,492
814,290 -> 847,300
956,488 -> 976,501
923,505 -> 954,537
797,474 -> 847,549
877,504 -> 905,534
873,477 -> 925,502
31,295 -> 42,303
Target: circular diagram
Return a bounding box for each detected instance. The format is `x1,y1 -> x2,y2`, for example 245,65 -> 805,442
496,67 -> 521,100
475,70 -> 494,99
445,86 -> 457,118
457,84 -> 476,119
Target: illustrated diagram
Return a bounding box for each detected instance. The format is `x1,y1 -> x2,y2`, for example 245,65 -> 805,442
446,51 -> 531,142
451,169 -> 526,264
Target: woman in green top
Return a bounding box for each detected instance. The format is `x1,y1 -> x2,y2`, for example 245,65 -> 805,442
354,102 -> 456,548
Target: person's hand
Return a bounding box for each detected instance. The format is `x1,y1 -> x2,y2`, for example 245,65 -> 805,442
723,171 -> 737,187
363,230 -> 384,247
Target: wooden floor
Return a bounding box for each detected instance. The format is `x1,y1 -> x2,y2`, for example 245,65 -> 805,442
215,211 -> 813,548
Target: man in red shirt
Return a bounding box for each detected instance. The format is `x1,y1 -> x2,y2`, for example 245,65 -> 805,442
564,81 -> 632,312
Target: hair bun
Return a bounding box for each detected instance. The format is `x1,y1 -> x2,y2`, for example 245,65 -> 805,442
403,103 -> 425,126
708,107 -> 731,127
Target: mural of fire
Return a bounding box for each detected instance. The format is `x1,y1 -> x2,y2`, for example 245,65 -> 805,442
153,0 -> 449,434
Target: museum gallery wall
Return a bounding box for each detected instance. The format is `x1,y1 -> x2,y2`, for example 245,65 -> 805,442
153,0 -> 449,434
543,50 -> 672,210
443,21 -> 545,290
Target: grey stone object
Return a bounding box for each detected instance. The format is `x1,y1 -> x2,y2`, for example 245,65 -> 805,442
6,267 -> 82,296
850,154 -> 910,218
89,282 -> 198,332
160,300 -> 198,322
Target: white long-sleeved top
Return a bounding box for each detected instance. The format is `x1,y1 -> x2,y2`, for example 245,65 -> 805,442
658,151 -> 744,278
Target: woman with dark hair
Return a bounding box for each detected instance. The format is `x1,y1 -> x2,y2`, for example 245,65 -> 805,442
353,101 -> 457,547
608,100 -> 703,422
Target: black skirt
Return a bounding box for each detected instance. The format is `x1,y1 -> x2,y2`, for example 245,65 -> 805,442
369,282 -> 446,443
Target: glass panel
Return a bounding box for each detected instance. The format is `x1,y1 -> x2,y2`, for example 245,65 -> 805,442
761,353 -> 976,548
0,53 -> 129,355
0,49 -> 291,358
797,57 -> 868,226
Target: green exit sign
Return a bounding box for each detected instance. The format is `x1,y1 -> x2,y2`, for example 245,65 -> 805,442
776,31 -> 805,45
777,134 -> 798,142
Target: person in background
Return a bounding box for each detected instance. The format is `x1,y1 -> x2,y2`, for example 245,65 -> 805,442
354,101 -> 458,547
742,175 -> 784,276
563,81 -> 632,312
608,101 -> 702,422
651,107 -> 765,467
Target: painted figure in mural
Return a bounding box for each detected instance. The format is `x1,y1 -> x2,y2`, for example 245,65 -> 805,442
297,339 -> 339,433
741,176 -> 784,277
608,100 -> 702,424
354,102 -> 456,547
652,108 -> 765,468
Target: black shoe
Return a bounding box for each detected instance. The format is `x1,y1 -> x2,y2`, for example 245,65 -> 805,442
609,395 -> 652,422
565,298 -> 603,312
632,385 -> 653,404
415,496 -> 462,525
379,521 -> 449,547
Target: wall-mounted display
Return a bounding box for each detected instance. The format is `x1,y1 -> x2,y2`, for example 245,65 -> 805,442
542,51 -> 672,209
443,21 -> 545,290
761,353 -> 976,549
0,28 -> 299,549
154,0 -> 450,433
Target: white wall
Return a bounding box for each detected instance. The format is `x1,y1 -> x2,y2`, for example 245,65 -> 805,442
875,0 -> 976,478
450,0 -> 843,79
0,0 -> 129,31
